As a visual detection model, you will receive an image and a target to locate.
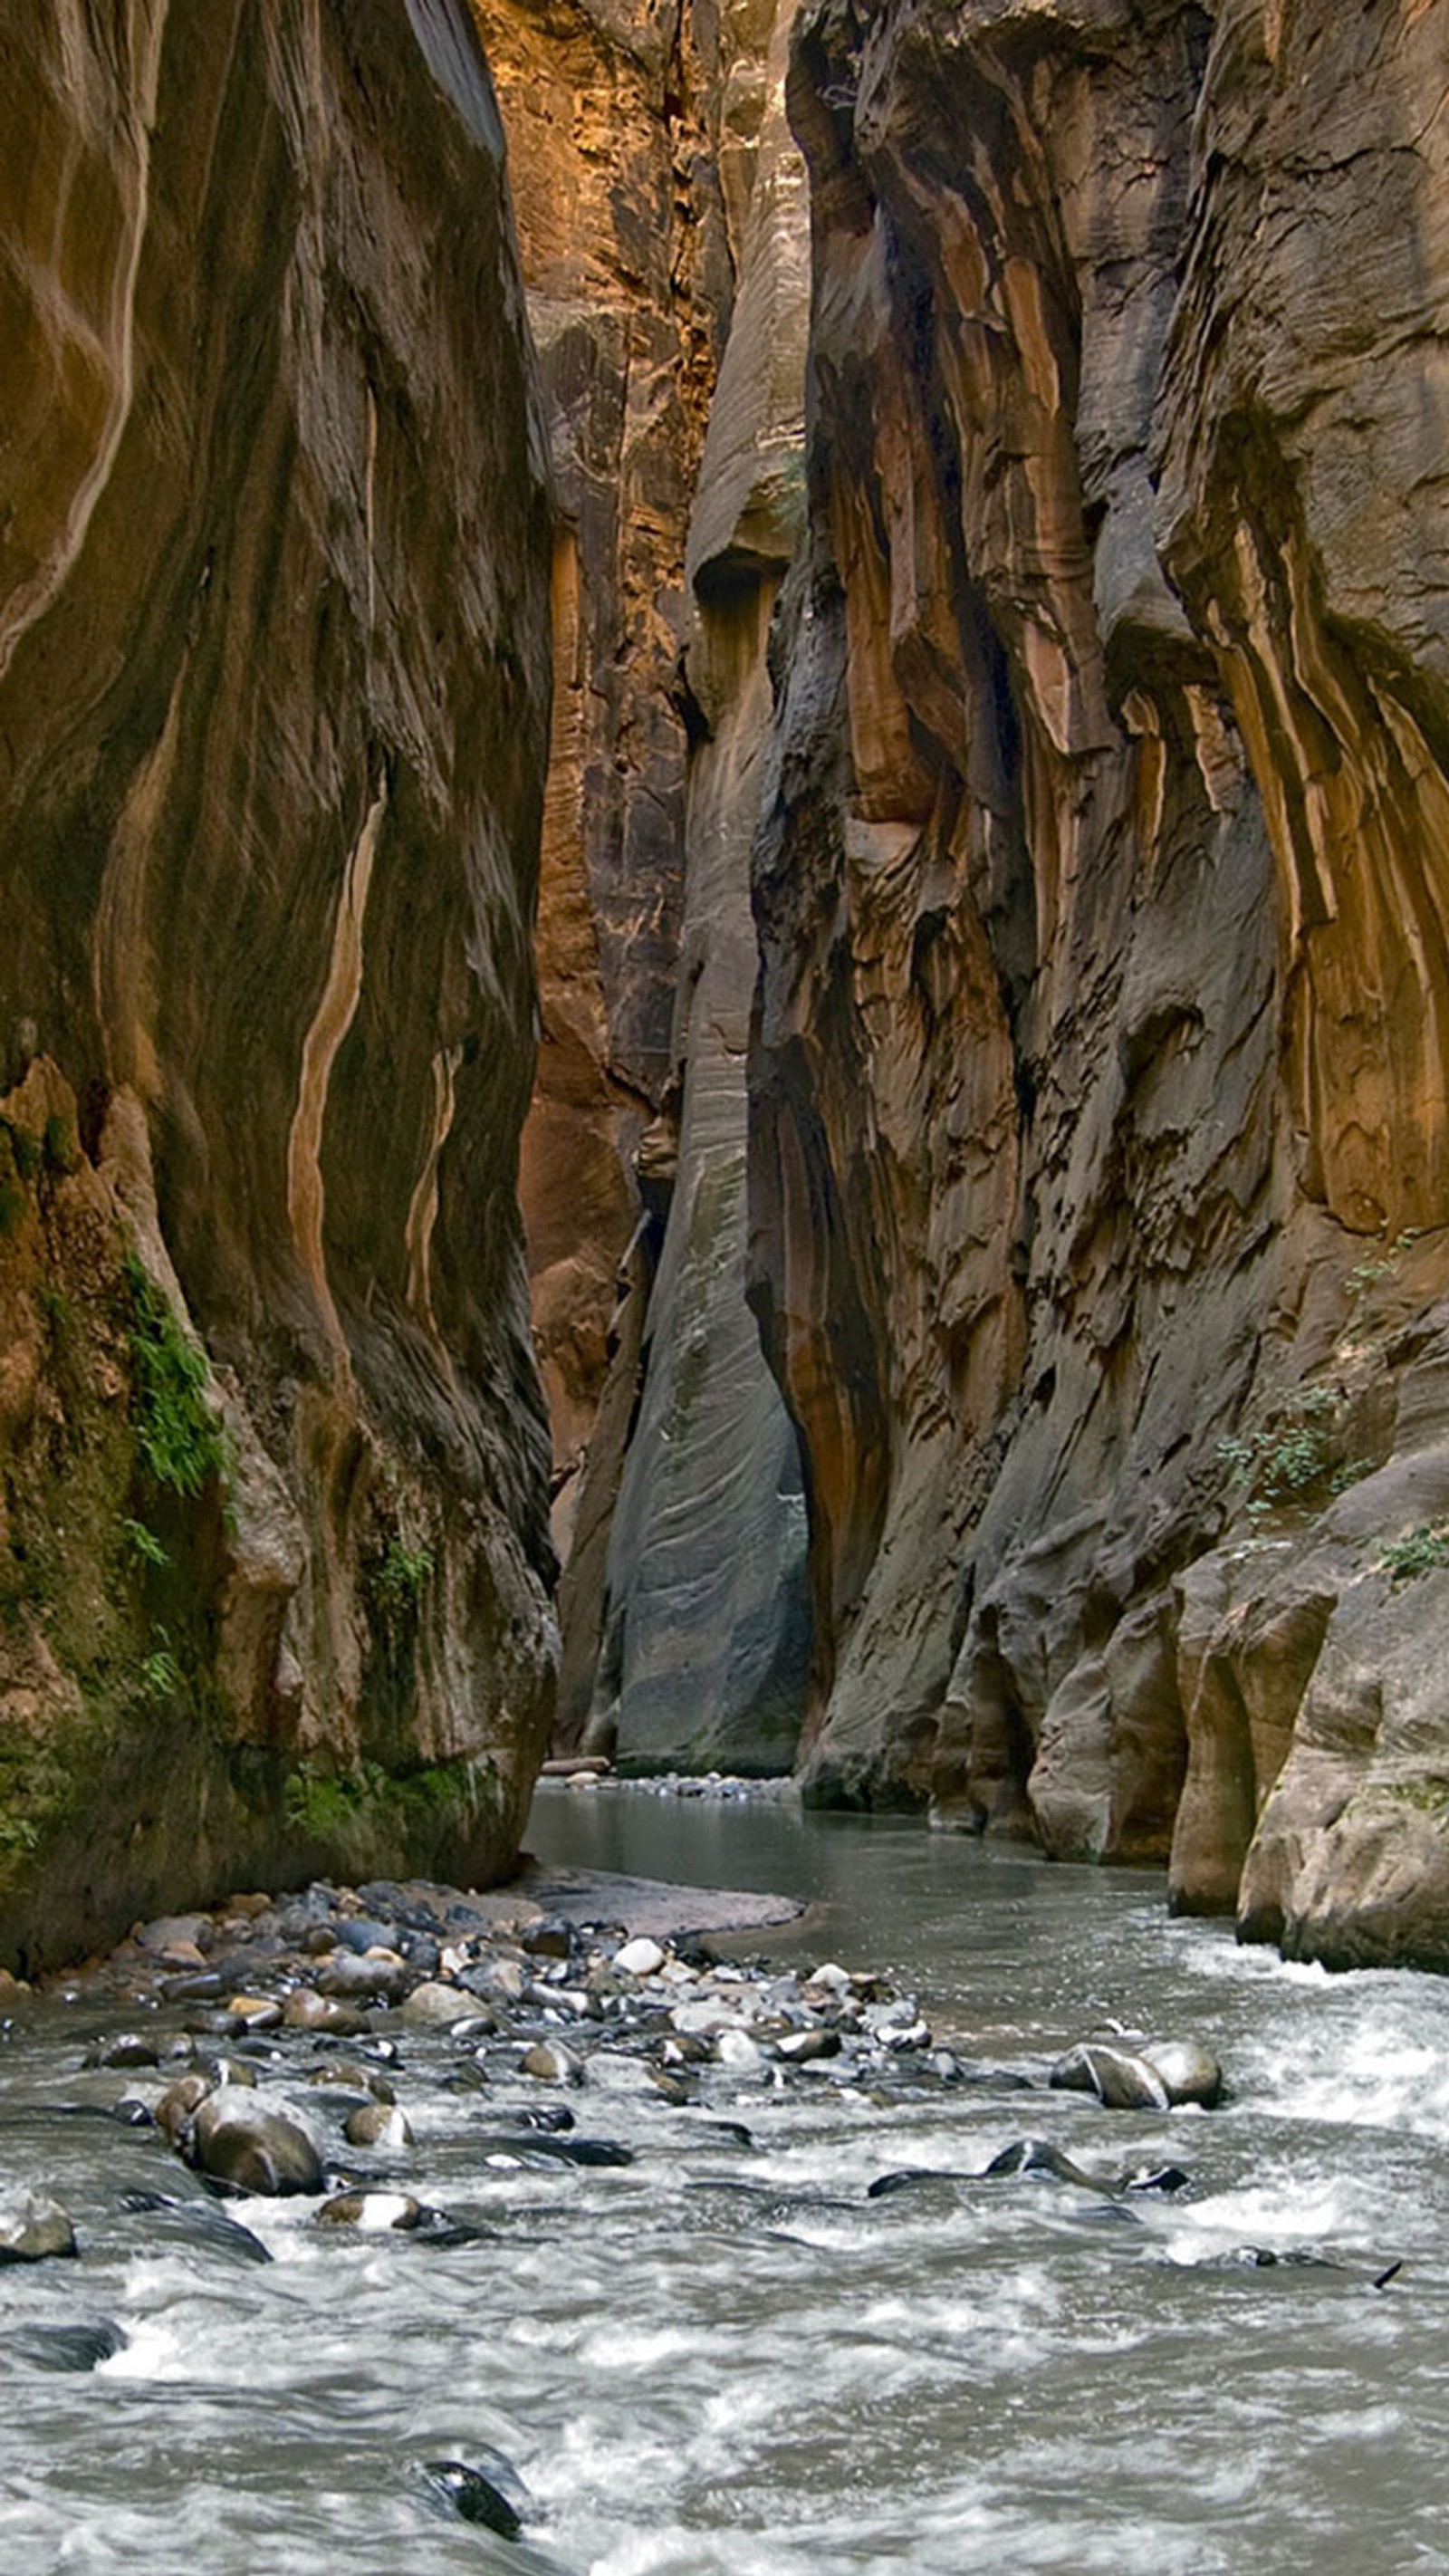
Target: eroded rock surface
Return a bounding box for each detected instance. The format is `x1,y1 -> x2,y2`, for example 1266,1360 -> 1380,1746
581,0 -> 814,1773
0,0 -> 556,1966
744,0 -> 1449,1962
475,0 -> 736,1566
485,0 -> 814,1767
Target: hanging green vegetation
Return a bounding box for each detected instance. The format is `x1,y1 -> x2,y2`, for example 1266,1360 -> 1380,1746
123,1254 -> 231,1500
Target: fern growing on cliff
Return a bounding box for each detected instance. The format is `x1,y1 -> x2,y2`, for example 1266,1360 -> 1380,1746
123,1254 -> 231,1500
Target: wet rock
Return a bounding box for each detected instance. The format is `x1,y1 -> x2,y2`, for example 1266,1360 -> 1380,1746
776,2028 -> 840,2064
0,2193 -> 77,2261
661,2030 -> 714,2066
521,2039 -> 581,2084
1143,2040 -> 1223,2110
398,1982 -> 471,2029
186,2089 -> 323,2196
803,1963 -> 852,1999
460,1956 -> 525,2006
316,1953 -> 409,2004
984,2139 -> 1110,2192
318,2190 -> 426,2233
1119,2164 -> 1193,2196
522,1918 -> 576,1962
318,2191 -> 481,2245
282,1989 -> 367,2035
1,2321 -> 127,2370
445,2014 -> 498,2045
226,1994 -> 283,2031
2,2328 -> 124,2360
585,2052 -> 660,2099
1049,2043 -> 1171,2112
485,2132 -> 634,2169
440,2060 -> 488,2099
332,1918 -> 398,1956
153,2074 -> 214,2141
1213,2247 -> 1341,2273
136,1916 -> 210,1960
867,2167 -> 972,2200
119,2188 -> 272,2266
670,2000 -> 735,2039
426,2452 -> 529,2539
715,2029 -> 764,2075
306,2061 -> 396,2104
511,2104 -> 575,2135
696,2120 -> 755,2151
84,2033 -> 160,2070
614,1937 -> 666,1977
227,1892 -> 273,1921
343,2102 -> 414,2150
190,2053 -> 257,2091
111,2095 -> 158,2129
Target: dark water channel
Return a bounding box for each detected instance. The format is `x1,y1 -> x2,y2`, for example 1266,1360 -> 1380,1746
4,1782 -> 1449,2572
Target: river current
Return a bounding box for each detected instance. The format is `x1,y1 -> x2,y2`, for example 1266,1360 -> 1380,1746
3,1782 -> 1448,2573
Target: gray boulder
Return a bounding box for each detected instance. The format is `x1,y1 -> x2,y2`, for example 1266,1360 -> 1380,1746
186,2088 -> 322,2196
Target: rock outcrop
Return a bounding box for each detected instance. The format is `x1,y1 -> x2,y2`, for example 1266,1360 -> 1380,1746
744,0 -> 1449,1964
0,0 -> 556,1967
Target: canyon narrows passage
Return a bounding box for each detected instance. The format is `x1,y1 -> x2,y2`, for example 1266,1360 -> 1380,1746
2,0 -> 1449,2565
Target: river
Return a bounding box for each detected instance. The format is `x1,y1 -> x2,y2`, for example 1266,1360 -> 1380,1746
2,1781 -> 1447,2573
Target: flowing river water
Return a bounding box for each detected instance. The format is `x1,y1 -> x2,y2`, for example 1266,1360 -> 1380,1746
3,1781 -> 1449,2574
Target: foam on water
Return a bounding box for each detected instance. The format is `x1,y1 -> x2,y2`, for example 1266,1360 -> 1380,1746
8,1794 -> 1449,2573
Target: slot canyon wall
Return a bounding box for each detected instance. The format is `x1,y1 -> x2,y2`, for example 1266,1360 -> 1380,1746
0,0 -> 557,1968
746,0 -> 1449,1969
479,0 -> 815,1769
491,0 -> 1449,1970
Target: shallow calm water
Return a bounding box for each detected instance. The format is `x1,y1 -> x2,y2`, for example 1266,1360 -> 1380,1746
4,1784 -> 1449,2573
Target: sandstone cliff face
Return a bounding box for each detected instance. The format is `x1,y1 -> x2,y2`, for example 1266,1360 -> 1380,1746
0,0 -> 555,1967
584,0 -> 814,1773
480,0 -> 815,1767
748,0 -> 1449,1964
472,0 -> 734,1582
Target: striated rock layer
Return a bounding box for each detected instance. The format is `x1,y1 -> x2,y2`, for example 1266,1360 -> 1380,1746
0,0 -> 556,1969
748,0 -> 1449,1965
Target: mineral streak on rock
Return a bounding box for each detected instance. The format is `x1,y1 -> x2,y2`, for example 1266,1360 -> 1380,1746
743,0 -> 1449,1964
0,0 -> 557,1966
